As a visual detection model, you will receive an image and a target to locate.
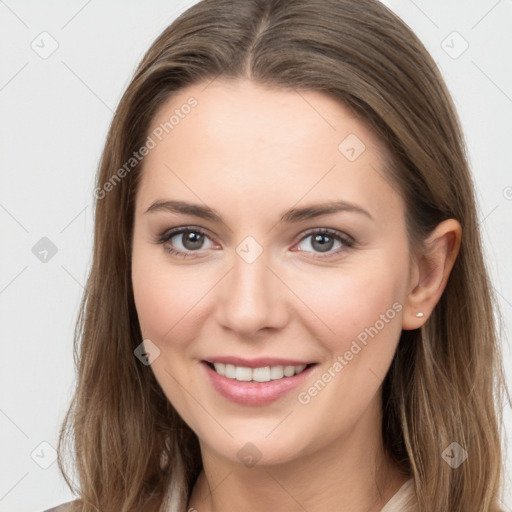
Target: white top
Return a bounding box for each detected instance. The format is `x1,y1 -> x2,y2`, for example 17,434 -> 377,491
380,478 -> 414,512
45,479 -> 416,512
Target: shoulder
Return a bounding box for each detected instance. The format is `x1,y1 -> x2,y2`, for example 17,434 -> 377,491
43,499 -> 80,512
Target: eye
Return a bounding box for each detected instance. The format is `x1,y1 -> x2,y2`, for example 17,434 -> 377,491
155,226 -> 355,259
294,228 -> 354,258
157,227 -> 216,258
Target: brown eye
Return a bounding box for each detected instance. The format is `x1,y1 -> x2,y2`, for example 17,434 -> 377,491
310,233 -> 335,252
178,230 -> 206,250
295,229 -> 354,258
158,227 -> 215,257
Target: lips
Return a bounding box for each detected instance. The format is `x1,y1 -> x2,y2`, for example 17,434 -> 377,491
200,358 -> 318,406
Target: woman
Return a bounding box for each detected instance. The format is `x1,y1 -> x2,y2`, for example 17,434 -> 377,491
51,0 -> 508,511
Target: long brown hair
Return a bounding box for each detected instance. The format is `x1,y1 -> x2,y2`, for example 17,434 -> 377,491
57,1 -> 509,510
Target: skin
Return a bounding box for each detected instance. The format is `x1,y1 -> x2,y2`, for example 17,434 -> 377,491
131,78 -> 461,512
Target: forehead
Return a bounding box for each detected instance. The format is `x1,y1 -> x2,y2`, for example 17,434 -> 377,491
136,78 -> 403,226
147,78 -> 378,160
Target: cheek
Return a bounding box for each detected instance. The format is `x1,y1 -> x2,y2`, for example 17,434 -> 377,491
298,265 -> 404,349
291,268 -> 404,437
131,244 -> 219,351
133,266 -> 195,341
131,249 -> 204,418
132,243 -> 181,340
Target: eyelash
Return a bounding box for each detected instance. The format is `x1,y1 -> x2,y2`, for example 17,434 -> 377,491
155,226 -> 355,260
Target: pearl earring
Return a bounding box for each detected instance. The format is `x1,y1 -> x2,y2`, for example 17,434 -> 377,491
415,312 -> 424,318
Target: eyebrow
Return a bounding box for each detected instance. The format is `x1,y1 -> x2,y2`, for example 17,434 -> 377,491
144,199 -> 373,223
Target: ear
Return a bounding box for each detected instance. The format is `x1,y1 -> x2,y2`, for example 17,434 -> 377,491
402,219 -> 462,330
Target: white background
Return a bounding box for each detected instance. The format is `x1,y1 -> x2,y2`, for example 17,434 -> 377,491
0,1 -> 510,511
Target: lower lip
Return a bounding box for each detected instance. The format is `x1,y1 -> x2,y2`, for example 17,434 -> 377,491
201,361 -> 316,406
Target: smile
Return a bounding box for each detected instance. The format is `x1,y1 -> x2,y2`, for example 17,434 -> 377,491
207,361 -> 310,382
201,360 -> 318,406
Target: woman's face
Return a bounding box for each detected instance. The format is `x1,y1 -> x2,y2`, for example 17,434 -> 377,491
131,78 -> 415,466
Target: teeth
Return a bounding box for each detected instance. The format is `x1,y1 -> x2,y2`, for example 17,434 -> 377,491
212,362 -> 307,381
253,366 -> 271,382
235,366 -> 252,381
270,366 -> 284,379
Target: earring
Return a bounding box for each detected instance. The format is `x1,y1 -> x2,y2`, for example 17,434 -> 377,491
415,312 -> 424,318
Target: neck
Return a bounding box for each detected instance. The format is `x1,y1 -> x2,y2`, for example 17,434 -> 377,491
186,400 -> 409,512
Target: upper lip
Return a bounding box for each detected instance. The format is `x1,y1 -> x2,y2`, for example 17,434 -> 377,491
203,356 -> 316,368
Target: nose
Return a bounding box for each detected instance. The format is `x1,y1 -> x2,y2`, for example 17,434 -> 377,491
215,249 -> 290,337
